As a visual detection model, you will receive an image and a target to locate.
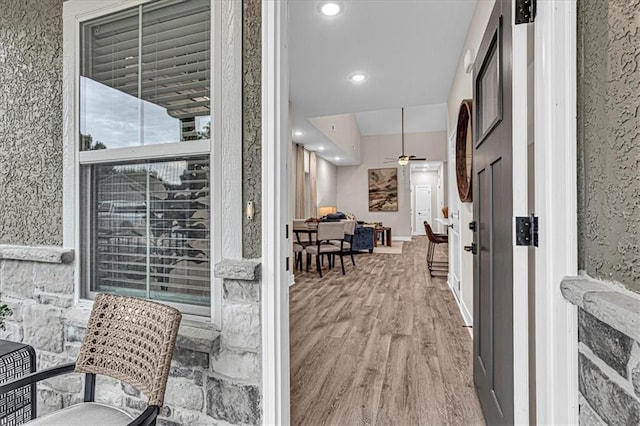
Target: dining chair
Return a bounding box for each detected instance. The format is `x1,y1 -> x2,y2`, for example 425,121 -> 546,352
331,220 -> 356,267
305,222 -> 345,277
0,293 -> 182,426
424,221 -> 448,277
293,242 -> 305,271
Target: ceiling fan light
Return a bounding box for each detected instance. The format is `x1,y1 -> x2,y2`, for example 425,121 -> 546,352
398,157 -> 409,166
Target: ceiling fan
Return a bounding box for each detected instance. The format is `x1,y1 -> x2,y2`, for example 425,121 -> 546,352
385,107 -> 427,166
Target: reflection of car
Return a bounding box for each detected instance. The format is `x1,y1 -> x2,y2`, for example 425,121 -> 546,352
97,201 -> 147,235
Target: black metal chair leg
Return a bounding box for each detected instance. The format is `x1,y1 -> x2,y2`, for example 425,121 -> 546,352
350,252 -> 355,266
317,254 -> 323,278
340,255 -> 345,275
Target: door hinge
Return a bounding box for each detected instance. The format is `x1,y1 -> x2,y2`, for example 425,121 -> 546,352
515,0 -> 536,24
515,214 -> 538,247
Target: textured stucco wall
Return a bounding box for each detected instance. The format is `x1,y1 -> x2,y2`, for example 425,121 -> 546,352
242,0 -> 262,258
0,0 -> 261,253
0,0 -> 64,246
577,0 -> 640,293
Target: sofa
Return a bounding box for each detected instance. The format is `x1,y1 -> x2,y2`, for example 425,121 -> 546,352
321,213 -> 374,253
351,225 -> 374,253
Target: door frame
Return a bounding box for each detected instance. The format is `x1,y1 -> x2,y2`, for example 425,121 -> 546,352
511,5 -> 530,423
532,1 -> 579,424
261,0 -> 290,424
261,0 -> 579,424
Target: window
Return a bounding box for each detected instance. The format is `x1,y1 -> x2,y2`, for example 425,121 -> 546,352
78,0 -> 212,316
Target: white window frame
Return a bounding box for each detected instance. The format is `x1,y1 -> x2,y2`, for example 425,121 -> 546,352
62,0 -> 243,326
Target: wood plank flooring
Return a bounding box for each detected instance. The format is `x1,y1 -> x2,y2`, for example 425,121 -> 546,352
290,237 -> 485,426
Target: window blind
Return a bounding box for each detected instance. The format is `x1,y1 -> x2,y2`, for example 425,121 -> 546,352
82,0 -> 210,122
91,157 -> 211,307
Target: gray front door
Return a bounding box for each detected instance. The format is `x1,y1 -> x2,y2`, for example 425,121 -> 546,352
472,1 -> 514,424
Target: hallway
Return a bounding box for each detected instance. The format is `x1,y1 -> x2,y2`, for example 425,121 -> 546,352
290,237 -> 485,425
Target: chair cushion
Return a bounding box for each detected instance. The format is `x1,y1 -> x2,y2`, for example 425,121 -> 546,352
27,402 -> 134,426
330,240 -> 351,249
306,244 -> 341,255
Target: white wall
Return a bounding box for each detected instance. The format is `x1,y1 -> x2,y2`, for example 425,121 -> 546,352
446,0 -> 495,324
309,113 -> 362,165
316,156 -> 337,209
337,131 -> 447,238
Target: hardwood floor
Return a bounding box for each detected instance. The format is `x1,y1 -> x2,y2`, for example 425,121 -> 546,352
290,236 -> 485,426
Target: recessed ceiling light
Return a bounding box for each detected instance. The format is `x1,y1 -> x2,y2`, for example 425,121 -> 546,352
318,146 -> 325,151
320,2 -> 341,16
349,73 -> 367,83
294,131 -> 303,137
335,156 -> 341,161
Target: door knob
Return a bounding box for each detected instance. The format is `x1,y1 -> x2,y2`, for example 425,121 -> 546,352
464,243 -> 477,255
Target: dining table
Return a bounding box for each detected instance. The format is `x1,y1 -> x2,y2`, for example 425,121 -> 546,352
293,223 -> 317,246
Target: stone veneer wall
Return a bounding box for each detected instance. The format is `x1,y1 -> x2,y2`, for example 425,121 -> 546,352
0,247 -> 262,426
0,0 -> 64,246
562,276 -> 640,425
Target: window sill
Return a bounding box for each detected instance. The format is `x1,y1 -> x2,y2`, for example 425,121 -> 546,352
0,245 -> 74,264
63,305 -> 220,354
214,258 -> 261,281
561,273 -> 640,343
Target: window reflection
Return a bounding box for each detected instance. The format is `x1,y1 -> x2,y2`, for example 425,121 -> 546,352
80,0 -> 211,150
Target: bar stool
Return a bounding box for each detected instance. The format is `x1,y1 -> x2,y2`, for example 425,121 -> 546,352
424,221 -> 448,277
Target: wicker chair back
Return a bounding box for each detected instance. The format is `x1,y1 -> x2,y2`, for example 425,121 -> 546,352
75,293 -> 182,407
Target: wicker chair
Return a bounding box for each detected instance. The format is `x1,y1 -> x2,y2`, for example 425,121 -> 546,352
0,293 -> 182,426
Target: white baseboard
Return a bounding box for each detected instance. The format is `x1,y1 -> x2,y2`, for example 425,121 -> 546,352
447,275 -> 473,335
288,273 -> 295,287
393,236 -> 412,242
460,298 -> 473,328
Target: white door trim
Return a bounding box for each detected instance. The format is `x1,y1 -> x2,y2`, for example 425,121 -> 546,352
533,1 -> 579,424
511,5 -> 530,423
261,0 -> 290,424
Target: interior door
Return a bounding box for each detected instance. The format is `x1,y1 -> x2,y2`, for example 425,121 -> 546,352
415,185 -> 432,235
472,1 -> 514,425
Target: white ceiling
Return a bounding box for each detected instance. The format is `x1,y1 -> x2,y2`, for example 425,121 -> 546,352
355,103 -> 448,136
289,0 -> 477,164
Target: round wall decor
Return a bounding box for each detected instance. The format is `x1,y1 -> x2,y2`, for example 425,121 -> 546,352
456,99 -> 473,202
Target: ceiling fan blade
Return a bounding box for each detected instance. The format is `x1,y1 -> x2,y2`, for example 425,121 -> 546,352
409,157 -> 427,161
384,160 -> 398,163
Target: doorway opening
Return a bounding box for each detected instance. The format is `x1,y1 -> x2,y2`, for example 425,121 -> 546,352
263,1 -> 581,424
410,161 -> 445,236
287,1 -> 491,424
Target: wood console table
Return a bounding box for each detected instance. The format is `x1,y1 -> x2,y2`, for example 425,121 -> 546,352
374,227 -> 392,247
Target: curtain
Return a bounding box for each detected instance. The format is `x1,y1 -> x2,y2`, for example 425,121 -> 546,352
295,144 -> 305,218
309,152 -> 318,217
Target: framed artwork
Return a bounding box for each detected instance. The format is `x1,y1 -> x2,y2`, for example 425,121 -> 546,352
368,168 -> 398,212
